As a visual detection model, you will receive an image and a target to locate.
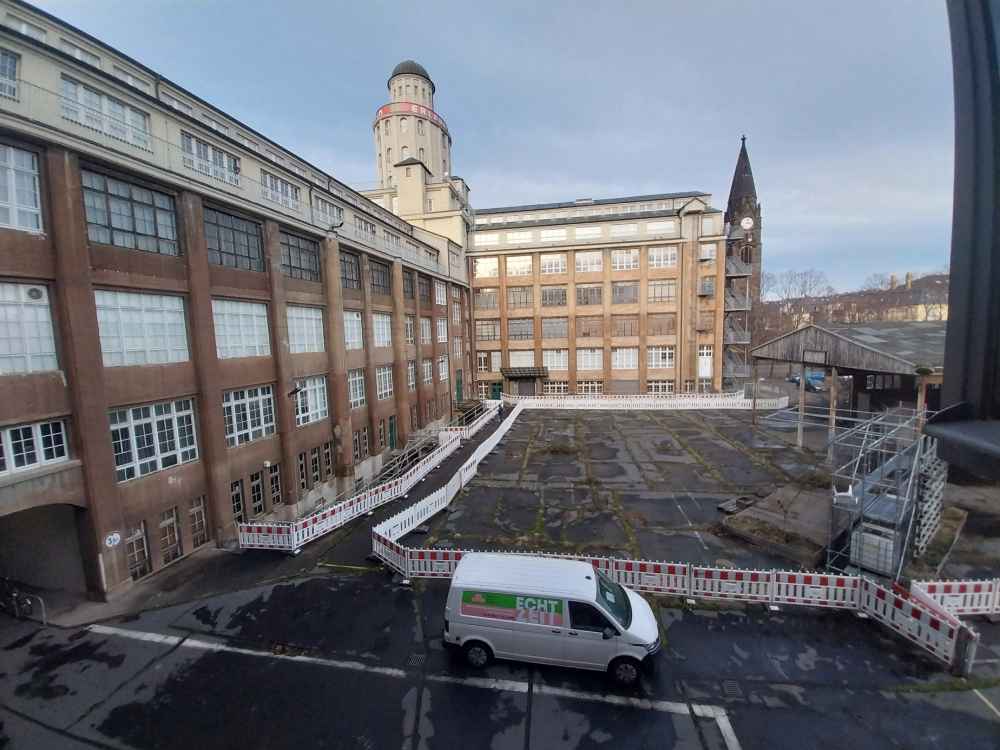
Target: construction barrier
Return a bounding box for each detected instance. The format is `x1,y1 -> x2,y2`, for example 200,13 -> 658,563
772,572 -> 859,610
690,566 -> 773,603
911,578 -> 1000,617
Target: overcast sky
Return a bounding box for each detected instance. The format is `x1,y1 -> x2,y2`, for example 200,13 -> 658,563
36,0 -> 954,289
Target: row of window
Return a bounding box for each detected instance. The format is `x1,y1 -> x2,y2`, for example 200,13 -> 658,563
476,345 -> 693,372
472,246 -> 709,278
126,495 -> 211,581
477,379 -> 714,398
474,279 -> 681,309
475,313 -> 683,341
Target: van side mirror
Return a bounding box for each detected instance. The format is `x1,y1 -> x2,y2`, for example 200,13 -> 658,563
602,627 -> 615,640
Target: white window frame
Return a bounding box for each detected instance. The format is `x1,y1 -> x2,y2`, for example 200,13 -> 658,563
542,349 -> 568,371
61,76 -> 150,150
373,312 -> 393,348
348,369 -> 366,408
611,248 -> 640,270
577,380 -> 604,395
294,375 -> 328,426
405,316 -> 415,344
0,144 -> 42,232
435,280 -> 447,305
473,257 -> 499,278
508,350 -> 535,368
223,385 -> 276,447
0,282 -> 57,374
344,311 -> 363,350
648,246 -> 678,269
0,419 -> 68,477
6,14 -> 46,41
109,399 -> 198,483
287,305 -> 325,353
505,256 -> 533,277
540,253 -> 567,274
477,351 -> 489,373
0,48 -> 19,100
647,345 -> 675,369
376,365 -> 394,400
95,290 -> 189,367
611,347 -> 639,370
490,351 -> 502,372
436,318 -> 448,343
60,38 -> 100,67
648,380 -> 675,394
408,360 -> 416,389
181,131 -> 240,186
574,251 -> 603,273
438,354 -> 450,381
261,170 -> 301,211
421,359 -> 433,384
212,299 -> 270,359
576,348 -> 603,371
699,242 -> 717,261
543,380 -> 569,395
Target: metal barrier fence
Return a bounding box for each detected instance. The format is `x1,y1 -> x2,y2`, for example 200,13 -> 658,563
501,392 -> 789,410
911,579 -> 1000,617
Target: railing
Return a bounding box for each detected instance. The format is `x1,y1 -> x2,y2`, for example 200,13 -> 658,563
502,392 -> 789,410
726,257 -> 752,276
725,292 -> 751,310
335,218 -> 450,280
723,325 -> 751,344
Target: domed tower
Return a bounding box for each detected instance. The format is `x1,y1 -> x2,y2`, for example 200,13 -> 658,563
373,60 -> 453,187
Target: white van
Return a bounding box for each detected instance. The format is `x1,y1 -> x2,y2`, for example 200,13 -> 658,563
444,553 -> 661,686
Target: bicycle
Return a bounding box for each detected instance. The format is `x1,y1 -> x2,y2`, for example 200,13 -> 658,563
0,577 -> 34,619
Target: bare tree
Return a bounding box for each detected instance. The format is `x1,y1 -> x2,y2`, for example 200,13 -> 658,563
862,273 -> 891,291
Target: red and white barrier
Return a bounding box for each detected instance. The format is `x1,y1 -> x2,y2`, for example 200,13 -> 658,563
690,566 -> 773,603
911,579 -> 1000,617
615,561 -> 689,595
772,572 -> 859,609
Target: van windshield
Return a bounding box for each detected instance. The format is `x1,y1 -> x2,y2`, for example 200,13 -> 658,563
595,569 -> 631,628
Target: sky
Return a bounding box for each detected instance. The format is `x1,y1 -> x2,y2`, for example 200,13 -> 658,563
34,0 -> 955,290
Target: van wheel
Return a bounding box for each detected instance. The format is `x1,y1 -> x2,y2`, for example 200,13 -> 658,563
463,641 -> 492,669
609,657 -> 641,687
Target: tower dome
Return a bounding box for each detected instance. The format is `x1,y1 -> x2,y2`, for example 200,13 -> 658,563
388,60 -> 434,93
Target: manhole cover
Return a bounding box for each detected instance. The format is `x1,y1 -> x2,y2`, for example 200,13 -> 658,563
408,653 -> 427,668
722,679 -> 743,699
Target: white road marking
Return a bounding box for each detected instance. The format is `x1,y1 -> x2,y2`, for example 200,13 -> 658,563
674,497 -> 709,551
90,623 -> 742,749
973,689 -> 1000,720
693,531 -> 710,551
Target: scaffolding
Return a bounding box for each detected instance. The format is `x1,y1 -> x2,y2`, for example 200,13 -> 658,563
826,409 -> 947,580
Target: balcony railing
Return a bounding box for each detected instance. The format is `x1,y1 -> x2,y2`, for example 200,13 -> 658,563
724,358 -> 752,378
725,292 -> 750,310
726,257 -> 752,276
724,324 -> 751,344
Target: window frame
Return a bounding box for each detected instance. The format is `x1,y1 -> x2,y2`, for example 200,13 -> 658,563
109,399 -> 198,483
293,375 -> 329,426
222,385 -> 276,447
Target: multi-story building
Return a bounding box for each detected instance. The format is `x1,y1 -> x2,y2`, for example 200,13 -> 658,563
0,1 -> 471,598
467,159 -> 761,397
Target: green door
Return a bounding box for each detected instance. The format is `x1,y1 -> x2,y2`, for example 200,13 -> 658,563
388,415 -> 397,450
455,369 -> 463,403
490,382 -> 502,400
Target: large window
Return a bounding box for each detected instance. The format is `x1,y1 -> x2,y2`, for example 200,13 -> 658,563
212,299 -> 270,358
420,317 -> 432,344
261,170 -> 301,211
348,368 -> 366,408
405,315 -> 415,344
576,284 -> 603,306
376,366 -> 394,400
575,251 -> 603,273
541,317 -> 568,338
475,288 -> 498,310
370,260 -> 391,295
648,380 -> 674,394
403,271 -> 415,299
223,385 -> 276,447
436,318 -> 448,343
541,286 -> 567,307
280,232 -> 321,281
287,305 -> 325,353
421,359 -> 433,383
540,253 -> 567,274
648,246 -> 678,269
340,252 -> 361,289
204,208 -> 264,271
648,313 -> 677,336
61,76 -> 150,150
313,195 -> 343,227
353,427 -> 369,461
506,256 -> 533,277
612,315 -> 639,337
578,380 -> 604,395
419,277 -> 432,304
0,145 -> 41,233
0,419 -> 68,477
344,310 -> 363,350
438,354 -> 449,380
508,318 -> 533,340
612,281 -> 639,304
109,399 -> 198,482
435,280 -> 447,305
648,345 -> 675,369
408,360 -> 416,388
0,282 -> 57,374
612,347 -> 639,370
82,170 -> 178,255
576,316 -> 603,338
543,380 -> 569,395
294,375 -> 328,426
542,349 -> 568,370
507,286 -> 532,308
373,313 -> 393,347
476,319 -> 500,341
181,132 -> 240,186
611,248 -> 640,270
577,348 -> 603,370
95,290 -> 188,366
509,350 -> 535,367
648,279 -> 677,303
473,257 -> 498,278
477,351 -> 489,372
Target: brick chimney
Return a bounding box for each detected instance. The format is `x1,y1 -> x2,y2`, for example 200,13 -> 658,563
889,274 -> 898,289
905,272 -> 913,289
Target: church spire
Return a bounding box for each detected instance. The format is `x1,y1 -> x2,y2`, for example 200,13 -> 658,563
726,135 -> 757,222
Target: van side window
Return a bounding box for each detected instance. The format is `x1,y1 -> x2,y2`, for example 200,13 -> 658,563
569,601 -> 614,632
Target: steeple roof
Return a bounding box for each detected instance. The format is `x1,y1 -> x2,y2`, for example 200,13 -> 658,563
726,135 -> 757,219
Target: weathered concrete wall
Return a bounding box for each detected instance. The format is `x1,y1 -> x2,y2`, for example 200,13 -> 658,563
0,504 -> 88,592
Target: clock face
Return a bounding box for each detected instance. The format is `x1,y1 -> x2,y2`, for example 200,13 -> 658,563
740,217 -> 755,230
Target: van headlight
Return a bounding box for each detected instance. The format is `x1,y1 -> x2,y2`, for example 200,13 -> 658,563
645,638 -> 661,654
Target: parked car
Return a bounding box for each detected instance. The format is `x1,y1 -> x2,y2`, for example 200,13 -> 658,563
444,553 -> 660,686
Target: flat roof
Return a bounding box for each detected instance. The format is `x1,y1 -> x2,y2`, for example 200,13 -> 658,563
826,322 -> 947,370
452,553 -> 598,600
476,192 -> 710,215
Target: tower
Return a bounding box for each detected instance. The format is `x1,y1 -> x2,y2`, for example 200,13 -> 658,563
722,136 -> 762,387
362,60 -> 471,250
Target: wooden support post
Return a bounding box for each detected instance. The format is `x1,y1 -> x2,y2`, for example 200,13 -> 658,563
797,363 -> 806,449
827,366 -> 839,465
